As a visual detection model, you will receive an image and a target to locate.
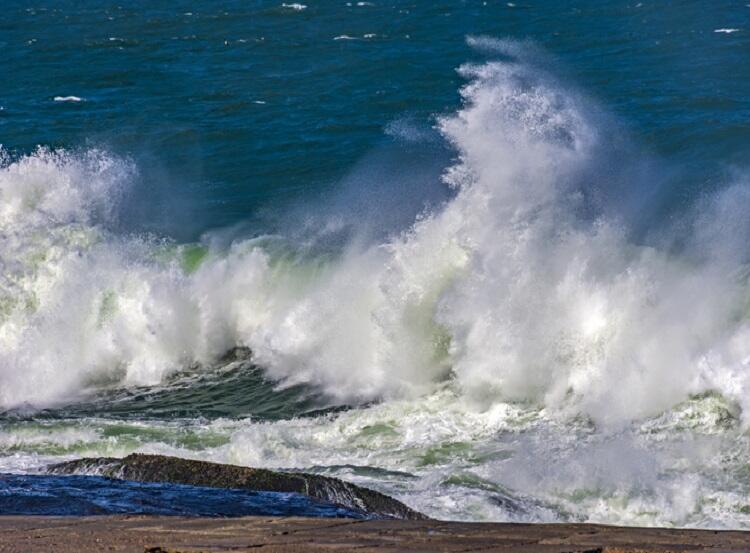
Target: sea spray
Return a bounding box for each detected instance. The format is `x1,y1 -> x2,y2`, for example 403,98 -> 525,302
4,38 -> 750,526
3,41 -> 750,423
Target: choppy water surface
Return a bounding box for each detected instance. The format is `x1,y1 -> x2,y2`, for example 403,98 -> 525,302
2,1 -> 750,525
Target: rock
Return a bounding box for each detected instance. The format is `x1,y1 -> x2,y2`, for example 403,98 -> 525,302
47,453 -> 426,520
3,515 -> 750,552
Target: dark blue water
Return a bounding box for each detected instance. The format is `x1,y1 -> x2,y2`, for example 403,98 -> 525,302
0,473 -> 365,517
2,1 -> 748,240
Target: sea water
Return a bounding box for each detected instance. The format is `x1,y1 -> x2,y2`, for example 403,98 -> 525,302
1,0 -> 750,525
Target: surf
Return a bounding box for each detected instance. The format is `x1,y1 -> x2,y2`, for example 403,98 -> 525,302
3,37 -> 750,526
1,39 -> 749,424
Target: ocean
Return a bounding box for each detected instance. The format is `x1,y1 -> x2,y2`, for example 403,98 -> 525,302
1,0 -> 750,525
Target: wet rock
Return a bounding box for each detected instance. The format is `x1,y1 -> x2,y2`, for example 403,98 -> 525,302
47,453 -> 426,520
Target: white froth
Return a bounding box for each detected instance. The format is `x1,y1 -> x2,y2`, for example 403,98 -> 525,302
6,40 -> 750,427
4,390 -> 750,525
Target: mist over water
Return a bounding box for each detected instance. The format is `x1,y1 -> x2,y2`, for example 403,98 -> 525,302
3,1 -> 750,526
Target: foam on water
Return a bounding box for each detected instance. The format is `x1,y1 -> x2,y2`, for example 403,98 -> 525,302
3,389 -> 750,525
3,38 -> 750,525
4,39 -> 750,421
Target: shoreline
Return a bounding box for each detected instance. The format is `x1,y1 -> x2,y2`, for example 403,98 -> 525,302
1,516 -> 749,552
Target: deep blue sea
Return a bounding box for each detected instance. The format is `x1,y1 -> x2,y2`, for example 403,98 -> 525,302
0,473 -> 364,517
1,1 -> 750,525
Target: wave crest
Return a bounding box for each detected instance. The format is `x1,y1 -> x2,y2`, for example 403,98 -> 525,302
3,42 -> 750,429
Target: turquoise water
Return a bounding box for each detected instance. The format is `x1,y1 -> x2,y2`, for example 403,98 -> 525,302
2,1 -> 750,525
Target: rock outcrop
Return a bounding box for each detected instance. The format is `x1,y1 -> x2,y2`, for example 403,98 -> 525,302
47,453 -> 426,520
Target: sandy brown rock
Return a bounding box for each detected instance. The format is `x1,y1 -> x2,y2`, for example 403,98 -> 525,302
47,453 -> 425,520
0,516 -> 749,552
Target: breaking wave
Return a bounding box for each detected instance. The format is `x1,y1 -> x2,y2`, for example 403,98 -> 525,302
2,39 -> 750,435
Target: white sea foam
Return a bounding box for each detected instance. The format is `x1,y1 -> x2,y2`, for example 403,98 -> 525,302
3,389 -> 750,525
714,28 -> 740,34
216,389 -> 750,524
281,3 -> 307,10
53,96 -> 83,103
5,38 -> 750,435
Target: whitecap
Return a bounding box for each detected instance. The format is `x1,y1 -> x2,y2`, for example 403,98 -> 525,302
9,37 -> 750,435
281,3 -> 307,10
53,96 -> 83,103
714,28 -> 740,34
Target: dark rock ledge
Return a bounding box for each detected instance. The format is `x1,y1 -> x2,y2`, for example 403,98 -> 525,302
47,453 -> 426,520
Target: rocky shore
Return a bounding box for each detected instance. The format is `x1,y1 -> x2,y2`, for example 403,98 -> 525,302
1,515 -> 749,552
48,453 -> 425,520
